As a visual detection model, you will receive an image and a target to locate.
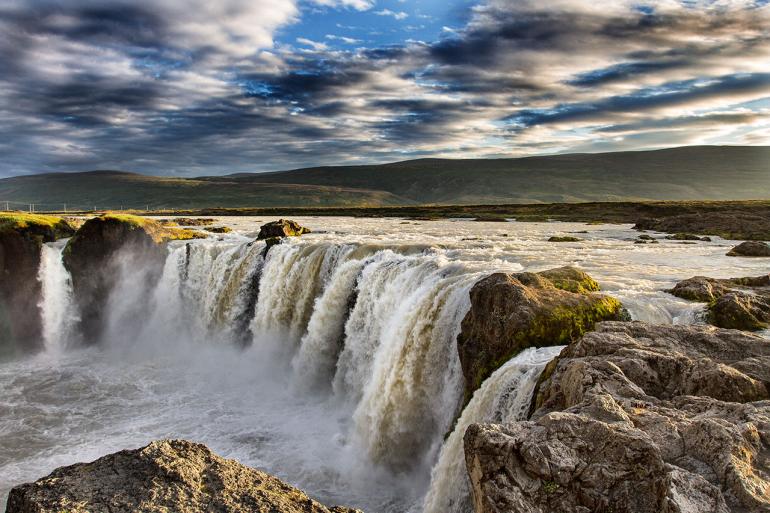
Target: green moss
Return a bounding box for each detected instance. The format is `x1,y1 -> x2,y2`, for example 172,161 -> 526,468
539,267 -> 600,294
542,481 -> 559,494
0,213 -> 64,232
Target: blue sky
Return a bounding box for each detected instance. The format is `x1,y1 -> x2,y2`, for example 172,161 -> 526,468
0,0 -> 768,177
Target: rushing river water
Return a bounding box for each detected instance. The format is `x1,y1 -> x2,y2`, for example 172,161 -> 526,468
1,217 -> 768,512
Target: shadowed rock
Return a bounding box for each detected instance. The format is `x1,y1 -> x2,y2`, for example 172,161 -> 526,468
634,212 -> 770,241
0,214 -> 75,355
465,322 -> 770,513
456,267 -> 626,400
62,214 -> 202,343
727,241 -> 770,257
6,439 -> 362,513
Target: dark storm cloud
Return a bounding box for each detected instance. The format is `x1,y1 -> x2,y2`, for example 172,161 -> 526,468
0,0 -> 768,178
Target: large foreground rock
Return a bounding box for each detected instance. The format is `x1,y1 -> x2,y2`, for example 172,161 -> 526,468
669,274 -> 770,330
7,439 -> 361,513
465,322 -> 770,513
0,214 -> 74,355
62,214 -> 201,343
457,267 -> 626,400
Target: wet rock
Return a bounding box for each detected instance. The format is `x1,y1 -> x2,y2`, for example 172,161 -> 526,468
62,214 -> 200,343
159,217 -> 215,227
465,322 -> 770,513
727,241 -> 770,257
547,236 -> 582,242
456,268 -> 626,400
669,274 -> 770,330
0,214 -> 75,355
664,233 -> 711,241
7,439 -> 362,513
257,219 -> 311,240
204,226 -> 232,233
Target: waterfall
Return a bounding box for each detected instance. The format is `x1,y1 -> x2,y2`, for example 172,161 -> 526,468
37,240 -> 77,352
422,346 -> 564,513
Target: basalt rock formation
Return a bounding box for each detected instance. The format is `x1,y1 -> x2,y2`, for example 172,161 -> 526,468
456,267 -> 626,400
62,214 -> 201,343
464,322 -> 770,513
258,219 -> 311,240
727,241 -> 770,257
669,275 -> 770,330
6,439 -> 362,513
634,211 -> 770,241
0,214 -> 75,355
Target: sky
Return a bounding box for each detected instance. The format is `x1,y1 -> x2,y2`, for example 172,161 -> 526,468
0,0 -> 768,177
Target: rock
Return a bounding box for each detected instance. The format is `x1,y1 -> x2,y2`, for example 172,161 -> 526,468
159,217 -> 215,227
204,226 -> 232,233
665,233 -> 711,241
727,241 -> 770,257
0,214 -> 75,355
456,268 -> 626,400
257,219 -> 311,240
547,236 -> 582,242
669,274 -> 770,330
637,234 -> 656,241
465,322 -> 770,513
634,212 -> 770,241
62,214 -> 201,343
6,439 -> 361,513
473,216 -> 508,222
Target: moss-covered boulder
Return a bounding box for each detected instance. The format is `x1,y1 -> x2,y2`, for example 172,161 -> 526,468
668,274 -> 770,331
456,267 -> 626,401
0,214 -> 75,355
726,241 -> 770,257
257,219 -> 310,240
62,214 -> 201,343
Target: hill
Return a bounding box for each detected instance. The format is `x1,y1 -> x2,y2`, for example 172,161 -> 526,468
1,146 -> 768,210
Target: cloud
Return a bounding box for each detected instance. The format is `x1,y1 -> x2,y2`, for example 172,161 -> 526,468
375,9 -> 409,20
0,0 -> 768,177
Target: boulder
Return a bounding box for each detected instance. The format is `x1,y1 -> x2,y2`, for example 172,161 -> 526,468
669,274 -> 770,330
456,267 -> 626,400
6,439 -> 361,513
727,241 -> 770,257
547,236 -> 582,242
664,233 -> 711,241
0,214 -> 75,355
62,214 -> 201,343
204,226 -> 232,233
465,322 -> 770,513
257,219 -> 311,240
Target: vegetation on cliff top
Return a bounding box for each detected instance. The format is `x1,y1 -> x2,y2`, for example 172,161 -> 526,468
0,213 -> 73,238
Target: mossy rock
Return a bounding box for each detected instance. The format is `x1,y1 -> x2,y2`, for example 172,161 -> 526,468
457,268 -> 626,402
204,226 -> 232,234
257,219 -> 311,240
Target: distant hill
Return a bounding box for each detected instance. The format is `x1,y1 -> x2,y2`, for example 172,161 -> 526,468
1,146 -> 768,210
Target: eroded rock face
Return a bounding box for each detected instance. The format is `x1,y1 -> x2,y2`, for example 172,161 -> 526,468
258,219 -> 311,240
456,267 -> 626,400
0,214 -> 74,355
727,241 -> 770,257
6,439 -> 362,513
465,322 -> 770,513
669,274 -> 770,330
62,214 -> 196,343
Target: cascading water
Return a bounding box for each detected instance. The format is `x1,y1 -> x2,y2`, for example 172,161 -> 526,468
12,217 -> 769,512
37,240 -> 78,352
422,346 -> 564,513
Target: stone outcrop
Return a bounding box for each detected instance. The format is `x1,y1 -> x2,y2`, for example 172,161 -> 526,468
258,219 -> 311,240
456,267 -> 626,400
0,214 -> 75,355
7,439 -> 361,513
634,212 -> 770,241
664,233 -> 711,241
62,214 -> 201,343
669,275 -> 770,330
547,236 -> 582,242
464,322 -> 770,513
727,241 -> 770,257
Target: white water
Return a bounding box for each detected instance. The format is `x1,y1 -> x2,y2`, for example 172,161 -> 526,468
3,217 -> 769,511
